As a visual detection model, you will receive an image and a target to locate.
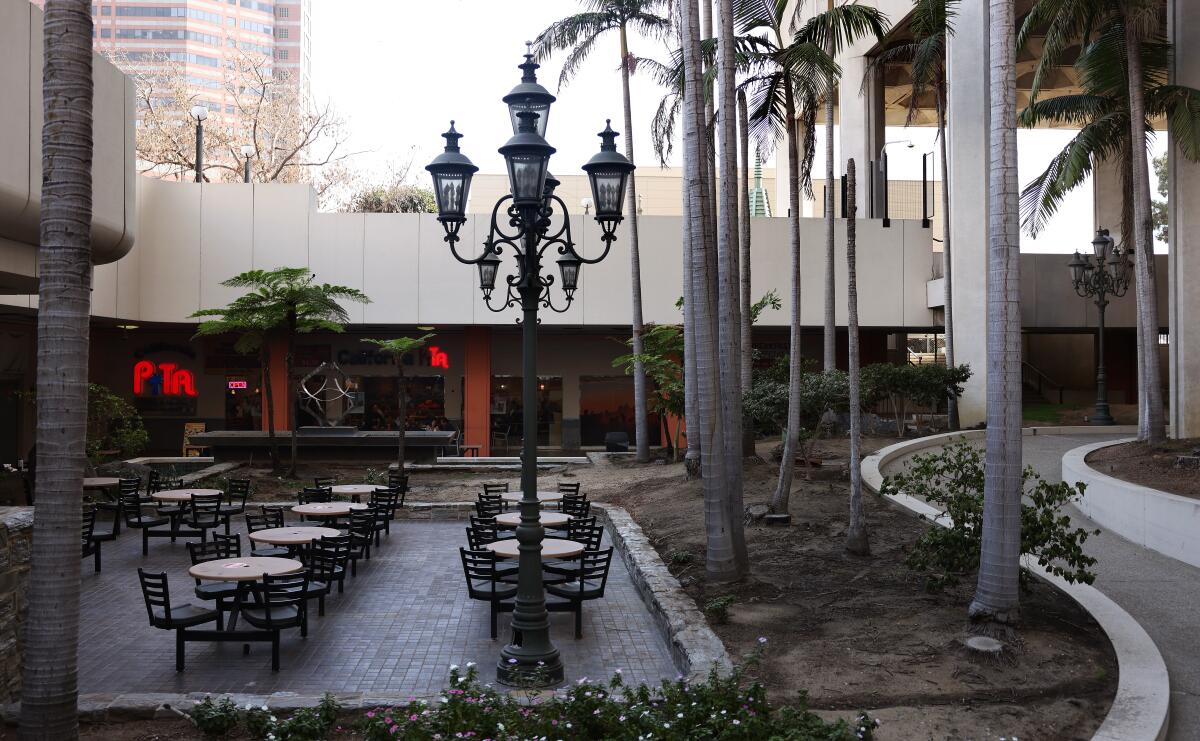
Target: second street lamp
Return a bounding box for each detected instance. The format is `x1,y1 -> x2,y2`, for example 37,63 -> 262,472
190,105 -> 208,183
426,49 -> 633,688
240,144 -> 255,183
1069,228 -> 1132,425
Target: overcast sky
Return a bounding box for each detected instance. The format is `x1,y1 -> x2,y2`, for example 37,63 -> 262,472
310,0 -> 1167,254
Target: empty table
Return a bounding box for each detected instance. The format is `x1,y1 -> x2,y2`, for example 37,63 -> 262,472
152,488 -> 223,503
248,526 -> 341,546
188,556 -> 303,582
83,477 -> 120,491
485,537 -> 585,560
330,484 -> 378,502
494,511 -> 572,528
291,502 -> 368,518
500,491 -> 563,504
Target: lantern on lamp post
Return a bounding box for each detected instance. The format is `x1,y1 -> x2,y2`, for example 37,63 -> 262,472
1068,228 -> 1132,425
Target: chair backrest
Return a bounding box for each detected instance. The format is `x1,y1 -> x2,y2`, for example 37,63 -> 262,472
314,476 -> 336,489
118,476 -> 142,498
562,497 -> 591,518
370,488 -> 399,516
187,538 -> 226,566
305,540 -> 342,581
557,482 -> 581,496
149,471 -> 184,493
568,517 -> 603,550
188,493 -> 223,527
213,532 -> 241,558
459,548 -> 501,593
225,478 -> 251,503
482,483 -> 509,496
259,572 -> 308,626
319,534 -> 353,564
475,500 -> 503,519
299,487 -> 332,504
260,505 -> 286,524
245,511 -> 281,533
348,508 -> 376,535
81,507 -> 97,548
137,569 -> 172,625
119,490 -> 147,525
466,520 -> 500,549
576,548 -> 615,595
387,470 -> 408,492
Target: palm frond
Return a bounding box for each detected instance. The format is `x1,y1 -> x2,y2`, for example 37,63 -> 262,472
789,2 -> 890,58
1018,93 -> 1115,128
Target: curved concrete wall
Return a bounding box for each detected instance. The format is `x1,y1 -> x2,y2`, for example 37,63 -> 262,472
0,0 -> 137,282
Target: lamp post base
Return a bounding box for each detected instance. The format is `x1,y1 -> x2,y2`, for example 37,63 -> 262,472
1090,410 -> 1115,426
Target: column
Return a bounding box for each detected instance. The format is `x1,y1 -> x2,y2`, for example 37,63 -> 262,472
839,50 -> 885,216
561,371 -> 581,451
1169,0 -> 1200,437
261,336 -> 288,433
945,1 -> 989,426
463,326 -> 492,455
1092,156 -> 1125,238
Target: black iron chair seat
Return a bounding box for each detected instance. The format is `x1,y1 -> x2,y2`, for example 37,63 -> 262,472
239,604 -> 302,627
151,603 -> 219,628
546,582 -> 605,600
466,579 -> 518,601
195,582 -> 239,602
251,545 -> 291,558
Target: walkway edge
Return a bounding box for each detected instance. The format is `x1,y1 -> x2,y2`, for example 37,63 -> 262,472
861,427 -> 1170,741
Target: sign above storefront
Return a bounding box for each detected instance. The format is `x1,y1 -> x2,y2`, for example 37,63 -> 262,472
133,360 -> 198,397
227,380 -> 249,390
335,346 -> 452,370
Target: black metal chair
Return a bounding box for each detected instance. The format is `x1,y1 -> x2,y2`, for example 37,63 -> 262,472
137,569 -> 222,671
347,508 -> 377,574
187,534 -> 242,612
557,482 -> 581,496
546,547 -> 615,638
314,476 -> 337,489
299,540 -> 340,616
296,487 -> 332,522
237,572 -> 309,671
95,476 -> 139,535
120,490 -> 172,556
184,493 -> 225,542
245,510 -> 290,558
459,548 -> 517,639
475,499 -> 503,519
466,518 -> 501,550
387,470 -> 408,501
370,488 -> 400,535
81,507 -> 103,573
562,496 -> 592,518
482,483 -> 509,495
219,479 -> 251,534
566,516 -> 604,551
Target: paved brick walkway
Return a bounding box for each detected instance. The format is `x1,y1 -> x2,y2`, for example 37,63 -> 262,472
78,516 -> 676,697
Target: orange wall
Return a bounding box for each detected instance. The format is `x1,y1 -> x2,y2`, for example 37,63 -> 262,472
262,336 -> 289,432
463,327 -> 491,455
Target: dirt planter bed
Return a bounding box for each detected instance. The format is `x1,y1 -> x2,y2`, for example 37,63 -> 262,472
863,428 -> 1170,741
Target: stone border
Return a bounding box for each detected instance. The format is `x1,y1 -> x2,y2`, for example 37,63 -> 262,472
1063,437 -> 1200,570
862,427 -> 1170,741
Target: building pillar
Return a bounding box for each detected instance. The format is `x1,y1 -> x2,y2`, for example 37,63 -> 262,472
463,327 -> 492,455
945,1 -> 989,426
262,336 -> 288,433
561,371 -> 581,451
839,50 -> 885,217
1093,156 -> 1126,239
1169,0 -> 1200,437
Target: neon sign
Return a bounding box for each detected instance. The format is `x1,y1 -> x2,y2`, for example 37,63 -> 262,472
134,360 -> 198,397
428,346 -> 449,369
227,380 -> 249,390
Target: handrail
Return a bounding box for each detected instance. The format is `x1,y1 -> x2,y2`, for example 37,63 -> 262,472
1021,360 -> 1065,404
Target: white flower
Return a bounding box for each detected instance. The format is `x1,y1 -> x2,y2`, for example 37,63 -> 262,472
758,636 -> 768,645
733,720 -> 741,726
261,705 -> 268,711
467,661 -> 476,668
615,668 -> 622,674
450,664 -> 459,671
677,712 -> 684,718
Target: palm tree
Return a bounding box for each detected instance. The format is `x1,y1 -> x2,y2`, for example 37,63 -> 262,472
969,0 -> 1022,626
201,268 -> 368,476
361,335 -> 434,470
868,0 -> 959,428
191,306 -> 282,470
734,0 -> 837,518
790,1 -> 890,372
845,158 -> 869,555
1019,0 -> 1200,443
533,0 -> 672,464
20,1 -> 93,737
738,89 -> 756,456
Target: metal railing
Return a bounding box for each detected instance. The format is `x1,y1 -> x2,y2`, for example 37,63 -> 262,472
1021,360 -> 1065,404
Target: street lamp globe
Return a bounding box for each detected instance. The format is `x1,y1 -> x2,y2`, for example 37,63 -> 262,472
556,251 -> 581,296
503,46 -> 556,139
581,120 -> 635,230
426,121 -> 479,224
1068,251 -> 1088,286
499,111 -> 555,207
1092,228 -> 1113,261
476,249 -> 501,299
240,144 -> 254,158
190,104 -> 208,122
543,172 -> 561,201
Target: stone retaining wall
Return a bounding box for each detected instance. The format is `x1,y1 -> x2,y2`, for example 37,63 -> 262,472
0,507 -> 33,704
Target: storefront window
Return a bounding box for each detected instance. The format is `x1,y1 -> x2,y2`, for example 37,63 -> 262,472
223,376 -> 261,431
580,375 -> 660,446
490,376 -> 563,446
359,376 -> 446,431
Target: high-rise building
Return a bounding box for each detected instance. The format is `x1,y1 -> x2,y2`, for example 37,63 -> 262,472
30,0 -> 312,110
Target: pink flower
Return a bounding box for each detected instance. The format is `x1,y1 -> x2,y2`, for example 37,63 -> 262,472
390,725 -> 399,735
367,711 -> 376,718
410,714 -> 419,721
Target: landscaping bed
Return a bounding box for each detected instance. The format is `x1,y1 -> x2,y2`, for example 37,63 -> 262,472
1086,437 -> 1200,499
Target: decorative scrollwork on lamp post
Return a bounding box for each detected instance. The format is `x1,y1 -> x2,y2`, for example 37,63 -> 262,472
1068,229 -> 1133,425
424,46 -> 634,687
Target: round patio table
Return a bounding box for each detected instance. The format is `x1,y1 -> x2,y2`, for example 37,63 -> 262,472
500,491 -> 562,504
152,488 -> 223,503
249,526 -> 341,546
83,477 -> 120,491
330,484 -> 378,498
494,512 -> 571,528
188,556 -> 303,582
291,502 -> 368,518
485,537 -> 585,560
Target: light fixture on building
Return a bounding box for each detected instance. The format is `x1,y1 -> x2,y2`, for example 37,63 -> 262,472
1069,228 -> 1132,425
425,45 -> 633,689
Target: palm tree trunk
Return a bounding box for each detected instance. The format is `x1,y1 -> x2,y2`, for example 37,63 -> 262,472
261,345 -> 280,471
738,90 -> 755,457
702,0 -> 718,245
679,7 -> 701,480
20,2 -> 92,737
716,0 -> 747,574
619,24 -> 651,464
1124,21 -> 1166,444
823,20 -> 837,372
845,159 -> 869,555
286,310 -> 298,477
970,0 -> 1022,626
770,95 -> 804,518
396,362 -> 407,470
937,93 -> 959,430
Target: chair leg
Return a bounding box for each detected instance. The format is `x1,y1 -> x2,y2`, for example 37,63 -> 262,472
224,517 -> 231,536
271,632 -> 280,671
575,601 -> 583,639
93,544 -> 101,573
337,577 -> 343,594
176,630 -> 185,671
490,602 -> 498,640
142,528 -> 149,556
318,596 -> 325,617
216,608 -> 224,632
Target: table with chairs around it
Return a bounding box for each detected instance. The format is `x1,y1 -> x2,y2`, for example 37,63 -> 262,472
461,481 -> 611,639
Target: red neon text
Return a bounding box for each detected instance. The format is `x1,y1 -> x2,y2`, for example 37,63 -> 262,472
134,360 -> 198,397
228,380 -> 249,390
428,346 -> 449,369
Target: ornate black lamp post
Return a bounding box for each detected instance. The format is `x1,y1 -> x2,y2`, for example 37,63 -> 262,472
190,105 -> 208,183
426,48 -> 634,687
1069,228 -> 1132,425
240,144 -> 255,183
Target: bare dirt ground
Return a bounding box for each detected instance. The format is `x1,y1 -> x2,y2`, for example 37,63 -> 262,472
1087,437 -> 1200,498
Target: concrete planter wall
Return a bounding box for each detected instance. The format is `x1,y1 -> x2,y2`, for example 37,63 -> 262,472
1063,438 -> 1200,570
0,507 -> 33,704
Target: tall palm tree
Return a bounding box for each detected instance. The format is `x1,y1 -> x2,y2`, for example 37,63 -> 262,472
204,268 -> 368,476
969,0 -> 1023,626
361,335 -> 434,470
734,0 -> 837,518
738,89 -> 756,455
20,2 -> 93,737
844,158 -> 869,555
533,0 -> 672,464
717,0 -> 749,574
790,2 -> 890,372
1019,0 -> 1200,443
868,0 -> 959,428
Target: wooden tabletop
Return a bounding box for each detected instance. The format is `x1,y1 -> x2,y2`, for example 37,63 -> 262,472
188,556 -> 303,582
330,484 -> 378,496
500,491 -> 563,503
248,526 -> 342,546
152,488 -> 223,503
485,537 -> 585,560
494,512 -> 572,528
291,502 -> 369,517
83,477 -> 120,490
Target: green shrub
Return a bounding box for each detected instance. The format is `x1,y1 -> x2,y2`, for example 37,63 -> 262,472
357,665 -> 877,741
880,442 -> 1099,591
188,695 -> 240,737
703,594 -> 737,624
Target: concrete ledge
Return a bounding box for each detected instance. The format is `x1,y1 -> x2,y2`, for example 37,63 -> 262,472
1064,438 -> 1200,570
862,428 -> 1170,741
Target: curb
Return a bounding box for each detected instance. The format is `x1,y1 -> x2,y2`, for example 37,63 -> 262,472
862,428 -> 1170,741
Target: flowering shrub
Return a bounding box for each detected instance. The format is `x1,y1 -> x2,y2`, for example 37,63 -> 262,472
188,693 -> 340,740
357,664 -> 877,741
